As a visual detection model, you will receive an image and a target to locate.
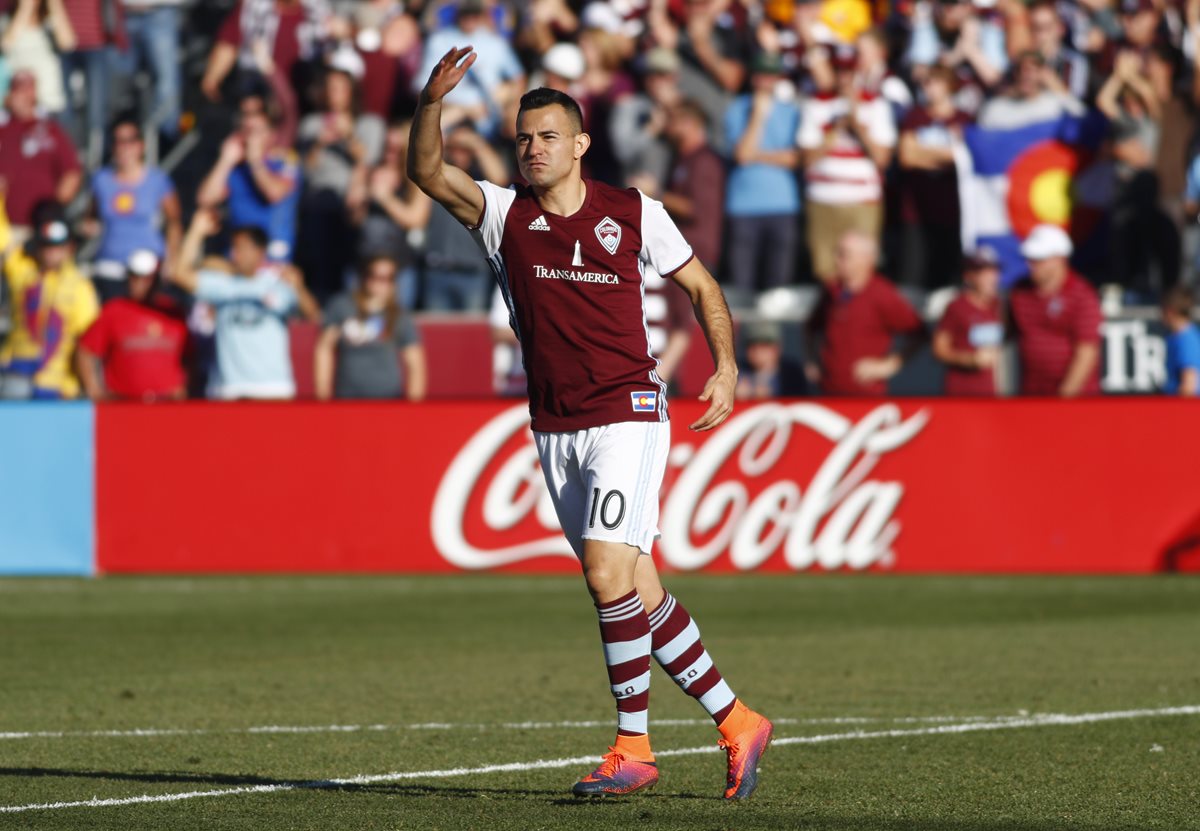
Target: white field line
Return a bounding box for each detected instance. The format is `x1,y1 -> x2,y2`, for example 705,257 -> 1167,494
0,704 -> 1196,815
0,713 -> 1016,741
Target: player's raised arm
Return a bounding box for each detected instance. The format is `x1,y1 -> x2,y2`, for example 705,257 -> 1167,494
670,257 -> 738,432
407,47 -> 487,227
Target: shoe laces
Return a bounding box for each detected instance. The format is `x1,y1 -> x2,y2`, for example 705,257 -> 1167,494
595,747 -> 626,778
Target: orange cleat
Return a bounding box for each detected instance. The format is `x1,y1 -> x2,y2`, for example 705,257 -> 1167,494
572,747 -> 659,797
718,711 -> 773,800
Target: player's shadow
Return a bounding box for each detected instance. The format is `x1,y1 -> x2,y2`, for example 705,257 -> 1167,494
0,767 -> 561,800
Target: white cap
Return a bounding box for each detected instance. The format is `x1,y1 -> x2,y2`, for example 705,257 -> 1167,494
542,43 -> 586,81
126,248 -> 159,276
327,46 -> 365,80
1020,224 -> 1073,260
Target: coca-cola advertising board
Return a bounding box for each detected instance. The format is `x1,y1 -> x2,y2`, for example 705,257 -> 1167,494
96,399 -> 1200,574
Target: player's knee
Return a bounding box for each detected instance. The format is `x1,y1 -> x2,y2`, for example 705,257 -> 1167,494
582,562 -> 624,601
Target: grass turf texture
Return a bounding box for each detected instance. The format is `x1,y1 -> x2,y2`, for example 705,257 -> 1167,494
1,574 -> 1198,830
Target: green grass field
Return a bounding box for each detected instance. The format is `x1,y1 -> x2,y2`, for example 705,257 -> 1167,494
2,574 -> 1199,830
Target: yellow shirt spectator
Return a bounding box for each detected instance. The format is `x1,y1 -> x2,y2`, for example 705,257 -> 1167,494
1,247 -> 99,399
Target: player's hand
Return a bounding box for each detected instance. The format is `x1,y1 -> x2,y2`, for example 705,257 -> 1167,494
421,46 -> 477,105
690,369 -> 736,432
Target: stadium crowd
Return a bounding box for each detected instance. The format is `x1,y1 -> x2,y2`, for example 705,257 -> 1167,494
1,0 -> 1200,402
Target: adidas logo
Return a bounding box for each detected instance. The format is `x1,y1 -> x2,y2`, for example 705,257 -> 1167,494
528,215 -> 550,231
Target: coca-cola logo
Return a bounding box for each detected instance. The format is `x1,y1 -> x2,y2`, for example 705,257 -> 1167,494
431,403 -> 930,572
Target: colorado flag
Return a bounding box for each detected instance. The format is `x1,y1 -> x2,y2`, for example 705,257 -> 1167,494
955,112 -> 1107,287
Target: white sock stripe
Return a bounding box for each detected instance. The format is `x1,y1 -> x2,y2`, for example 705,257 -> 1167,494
698,680 -> 736,717
673,651 -> 715,690
599,606 -> 645,623
602,634 -> 652,666
653,619 -> 700,666
611,671 -> 652,698
598,595 -> 644,619
648,594 -> 676,630
617,710 -> 648,735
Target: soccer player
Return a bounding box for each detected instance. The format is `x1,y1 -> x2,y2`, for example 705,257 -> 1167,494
409,47 -> 773,799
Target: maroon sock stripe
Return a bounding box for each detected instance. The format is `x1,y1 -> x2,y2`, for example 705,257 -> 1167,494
597,590 -> 651,737
648,592 -> 737,725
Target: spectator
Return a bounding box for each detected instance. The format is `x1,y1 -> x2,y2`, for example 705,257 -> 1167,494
196,91 -> 301,264
171,211 -> 316,400
897,64 -> 970,288
295,53 -> 387,301
2,0 -> 74,115
202,0 -> 333,101
735,319 -> 806,399
313,254 -> 426,400
1161,284 -> 1200,396
577,22 -> 637,184
0,202 -> 98,399
633,99 -> 724,276
906,0 -> 1008,114
721,51 -> 801,297
339,0 -> 423,120
517,0 -> 580,56
977,50 -> 1083,129
355,119 -> 431,311
640,264 -> 695,388
420,123 -> 507,311
648,0 -> 752,142
413,0 -> 525,138
798,44 -> 895,285
932,246 -> 1004,396
75,249 -> 189,401
609,46 -> 682,187
1008,224 -> 1102,397
59,0 -> 128,166
88,117 -> 182,303
1028,0 -> 1089,102
805,230 -> 926,396
118,0 -> 184,140
488,283 -> 523,396
0,69 -> 82,237
1097,49 -> 1176,296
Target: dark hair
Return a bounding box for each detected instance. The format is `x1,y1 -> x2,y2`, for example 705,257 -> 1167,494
518,87 -> 584,134
111,114 -> 142,139
230,225 -> 269,251
355,254 -> 403,337
1164,285 -> 1194,319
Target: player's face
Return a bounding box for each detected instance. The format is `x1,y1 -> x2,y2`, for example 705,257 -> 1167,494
515,106 -> 587,189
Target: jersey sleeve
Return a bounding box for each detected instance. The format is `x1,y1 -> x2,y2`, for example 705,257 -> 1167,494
934,297 -> 962,337
469,180 -> 517,258
638,191 -> 693,277
880,282 -> 923,335
195,270 -> 242,303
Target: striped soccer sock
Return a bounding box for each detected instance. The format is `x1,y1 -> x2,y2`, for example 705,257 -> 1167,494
596,590 -> 653,745
649,591 -> 738,726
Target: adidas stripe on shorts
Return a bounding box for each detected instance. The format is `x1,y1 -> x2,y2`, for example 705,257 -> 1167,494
534,421 -> 671,557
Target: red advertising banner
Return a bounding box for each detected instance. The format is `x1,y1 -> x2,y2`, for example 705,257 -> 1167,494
96,399 -> 1200,574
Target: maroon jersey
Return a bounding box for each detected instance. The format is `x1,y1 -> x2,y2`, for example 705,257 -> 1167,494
473,179 -> 694,432
936,293 -> 1002,397
809,275 -> 924,396
1009,272 -> 1102,396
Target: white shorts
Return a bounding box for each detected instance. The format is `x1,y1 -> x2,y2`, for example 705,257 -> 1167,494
534,420 -> 671,558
